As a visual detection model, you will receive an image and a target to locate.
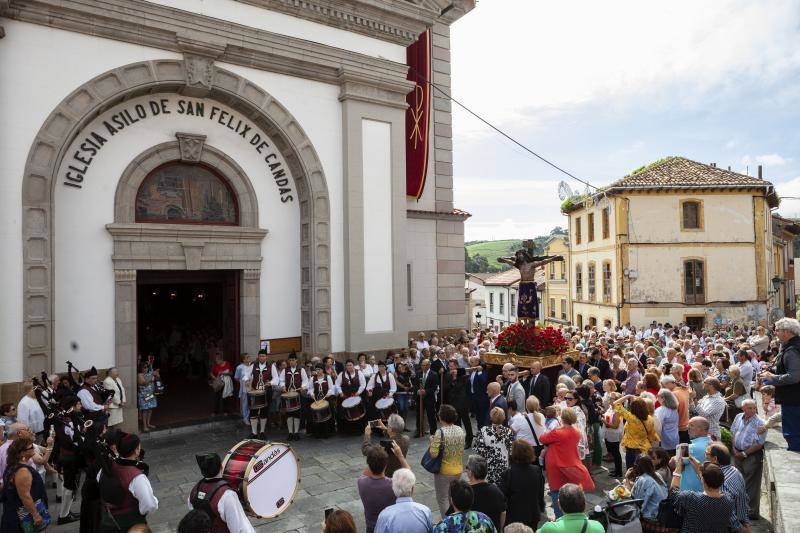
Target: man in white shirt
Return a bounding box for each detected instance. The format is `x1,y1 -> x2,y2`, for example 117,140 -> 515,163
17,382 -> 45,437
735,350 -> 755,394
99,432 -> 158,529
189,453 -> 255,533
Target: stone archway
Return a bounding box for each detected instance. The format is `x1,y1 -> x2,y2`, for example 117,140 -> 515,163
21,58 -> 331,382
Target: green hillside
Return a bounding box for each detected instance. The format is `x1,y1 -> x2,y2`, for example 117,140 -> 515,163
466,240 -> 522,264
466,230 -> 565,273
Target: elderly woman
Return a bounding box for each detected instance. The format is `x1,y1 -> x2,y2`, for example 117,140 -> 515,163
538,408 -> 594,518
428,404 -> 465,517
654,389 -> 679,454
103,367 -> 126,428
1,435 -> 48,532
473,406 -> 514,484
724,364 -> 747,421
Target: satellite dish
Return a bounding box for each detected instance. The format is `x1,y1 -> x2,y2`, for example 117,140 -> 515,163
558,181 -> 573,201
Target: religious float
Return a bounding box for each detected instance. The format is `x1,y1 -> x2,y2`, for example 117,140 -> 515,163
483,322 -> 577,382
482,242 -> 577,379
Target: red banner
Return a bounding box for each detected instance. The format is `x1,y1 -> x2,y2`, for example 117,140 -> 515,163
405,30 -> 431,199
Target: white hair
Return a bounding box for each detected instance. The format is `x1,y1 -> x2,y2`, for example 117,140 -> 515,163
775,318 -> 800,336
504,524 -> 534,533
391,468 -> 416,497
387,413 -> 405,434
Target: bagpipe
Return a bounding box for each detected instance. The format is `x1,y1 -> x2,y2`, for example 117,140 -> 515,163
65,360 -> 116,404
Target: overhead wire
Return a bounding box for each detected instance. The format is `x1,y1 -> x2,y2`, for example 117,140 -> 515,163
407,64 -> 600,192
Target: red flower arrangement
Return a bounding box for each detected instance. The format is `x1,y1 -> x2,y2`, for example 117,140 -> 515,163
496,322 -> 568,356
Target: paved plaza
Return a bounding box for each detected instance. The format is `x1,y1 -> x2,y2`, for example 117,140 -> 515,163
47,416 -> 773,532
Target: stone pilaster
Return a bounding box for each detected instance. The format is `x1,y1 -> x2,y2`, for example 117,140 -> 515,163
431,22 -> 467,331
114,269 -> 138,432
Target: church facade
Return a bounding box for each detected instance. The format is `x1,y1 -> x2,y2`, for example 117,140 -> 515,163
0,0 -> 475,412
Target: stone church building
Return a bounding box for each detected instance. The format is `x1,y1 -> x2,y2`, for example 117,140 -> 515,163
0,0 -> 474,425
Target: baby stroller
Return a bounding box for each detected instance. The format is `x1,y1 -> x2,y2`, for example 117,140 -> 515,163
588,498 -> 644,533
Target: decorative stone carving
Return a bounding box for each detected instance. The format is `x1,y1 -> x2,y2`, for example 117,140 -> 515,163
114,270 -> 137,282
176,132 -> 206,162
243,269 -> 261,280
181,243 -> 204,270
184,54 -> 215,96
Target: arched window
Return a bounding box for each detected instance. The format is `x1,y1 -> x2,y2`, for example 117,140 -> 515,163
135,162 -> 238,225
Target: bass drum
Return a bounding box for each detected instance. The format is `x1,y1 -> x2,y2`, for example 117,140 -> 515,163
222,439 -> 300,518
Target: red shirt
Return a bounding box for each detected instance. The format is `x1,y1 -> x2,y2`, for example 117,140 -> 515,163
539,426 -> 595,491
211,361 -> 232,377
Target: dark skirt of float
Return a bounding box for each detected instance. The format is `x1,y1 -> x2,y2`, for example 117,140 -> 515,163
517,281 -> 539,319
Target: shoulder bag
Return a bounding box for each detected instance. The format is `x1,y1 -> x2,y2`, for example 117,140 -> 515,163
656,489 -> 683,530
524,413 -> 544,458
421,428 -> 444,474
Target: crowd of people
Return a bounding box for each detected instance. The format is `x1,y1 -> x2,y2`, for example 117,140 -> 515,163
1,315 -> 798,532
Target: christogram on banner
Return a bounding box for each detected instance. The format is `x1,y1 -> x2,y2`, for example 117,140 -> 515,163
405,29 -> 431,199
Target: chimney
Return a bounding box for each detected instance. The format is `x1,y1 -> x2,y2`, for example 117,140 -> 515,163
711,163 -> 716,167
758,165 -> 763,179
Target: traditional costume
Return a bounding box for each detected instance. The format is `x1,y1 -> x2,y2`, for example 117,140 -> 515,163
189,453 -> 254,533
54,395 -> 83,524
244,355 -> 277,439
279,353 -> 308,440
308,367 -> 335,438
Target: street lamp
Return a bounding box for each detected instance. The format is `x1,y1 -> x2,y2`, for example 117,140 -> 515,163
771,276 -> 784,293
475,312 -> 482,324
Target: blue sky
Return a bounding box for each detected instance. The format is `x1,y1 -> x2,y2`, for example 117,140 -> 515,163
449,0 -> 800,241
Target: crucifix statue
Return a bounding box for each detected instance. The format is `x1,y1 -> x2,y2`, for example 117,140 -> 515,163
497,240 -> 563,321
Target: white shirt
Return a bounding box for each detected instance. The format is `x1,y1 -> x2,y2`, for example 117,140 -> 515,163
245,363 -> 278,389
509,412 -> 545,447
359,363 -> 374,380
279,366 -> 308,391
416,340 -> 430,352
188,487 -> 255,533
310,376 -> 335,399
17,395 -> 45,433
335,370 -> 366,396
98,471 -> 159,516
77,387 -> 104,412
738,360 -> 754,393
367,372 -> 397,397
103,376 -> 126,407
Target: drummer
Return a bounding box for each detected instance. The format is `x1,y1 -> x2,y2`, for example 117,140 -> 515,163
308,364 -> 335,438
279,352 -> 308,441
244,350 -> 277,439
366,361 -> 397,420
188,453 -> 255,533
335,359 -> 367,432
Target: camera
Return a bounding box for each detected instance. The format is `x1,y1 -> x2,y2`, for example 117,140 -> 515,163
379,439 -> 394,455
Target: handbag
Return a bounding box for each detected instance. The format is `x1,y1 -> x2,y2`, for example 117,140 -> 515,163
421,429 -> 444,474
656,489 -> 683,530
209,377 -> 223,392
524,413 -> 544,458
17,498 -> 51,533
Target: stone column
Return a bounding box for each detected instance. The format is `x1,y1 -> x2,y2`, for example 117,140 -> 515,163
114,269 -> 139,432
241,269 -> 260,354
339,69 -> 414,351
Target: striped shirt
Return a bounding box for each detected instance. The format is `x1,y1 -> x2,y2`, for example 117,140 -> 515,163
721,464 -> 749,529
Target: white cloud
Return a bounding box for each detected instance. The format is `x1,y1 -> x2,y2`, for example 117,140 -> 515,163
775,176 -> 800,219
450,0 -> 800,139
742,154 -> 790,167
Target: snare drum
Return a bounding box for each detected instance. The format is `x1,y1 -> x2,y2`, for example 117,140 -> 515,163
310,399 -> 331,424
248,389 -> 268,410
375,397 -> 396,421
222,439 -> 300,519
341,396 -> 365,421
280,391 -> 301,413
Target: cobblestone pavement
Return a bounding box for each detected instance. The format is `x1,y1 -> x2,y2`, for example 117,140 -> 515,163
47,416 -> 773,532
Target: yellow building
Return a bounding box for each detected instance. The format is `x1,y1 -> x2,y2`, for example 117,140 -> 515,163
562,157 -> 779,329
543,234 -> 571,326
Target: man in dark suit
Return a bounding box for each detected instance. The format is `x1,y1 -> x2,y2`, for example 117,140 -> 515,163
487,381 -> 508,423
443,360 -> 473,446
587,348 -> 611,380
416,358 -> 440,436
524,360 -> 552,408
467,355 -> 489,429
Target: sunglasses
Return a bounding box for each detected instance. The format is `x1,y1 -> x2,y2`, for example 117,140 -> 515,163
565,396 -> 575,401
